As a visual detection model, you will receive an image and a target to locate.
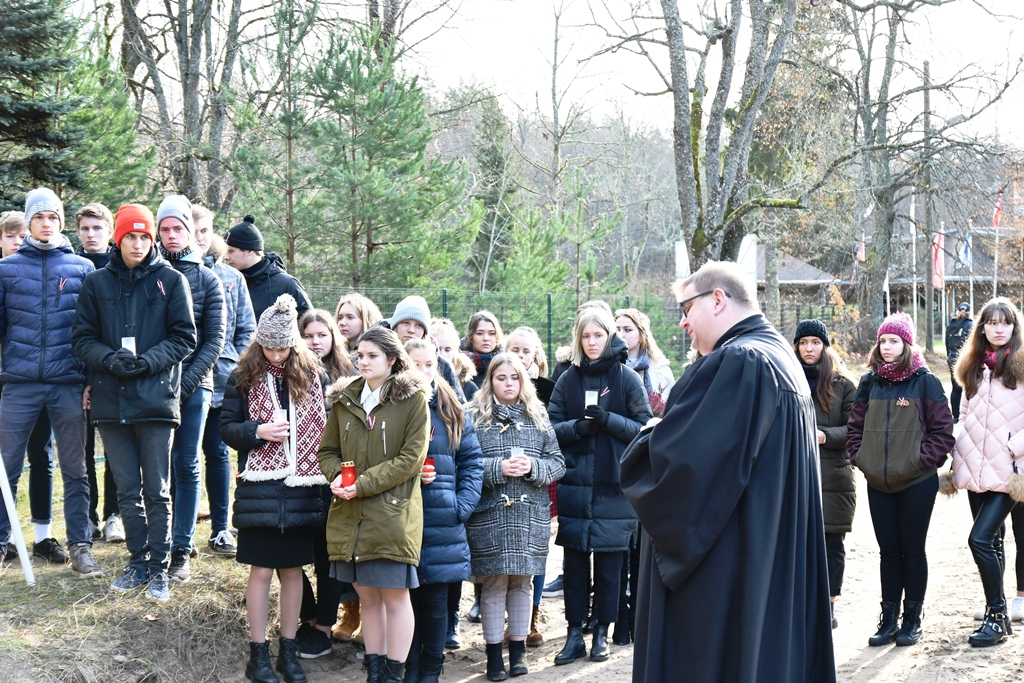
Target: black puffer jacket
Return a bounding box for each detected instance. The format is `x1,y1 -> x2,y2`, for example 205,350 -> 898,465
165,252 -> 226,398
811,371 -> 858,534
549,335 -> 652,552
219,371 -> 325,531
72,248 -> 197,424
240,253 -> 311,321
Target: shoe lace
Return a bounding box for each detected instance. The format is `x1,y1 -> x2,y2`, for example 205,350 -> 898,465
213,529 -> 234,546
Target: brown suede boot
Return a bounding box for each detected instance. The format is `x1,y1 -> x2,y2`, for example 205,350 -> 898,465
332,601 -> 362,642
526,604 -> 544,647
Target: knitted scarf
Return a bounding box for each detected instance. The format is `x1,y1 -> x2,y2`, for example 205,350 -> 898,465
627,351 -> 666,416
984,348 -> 999,371
240,361 -> 328,486
563,336 -> 629,484
466,347 -> 503,378
800,361 -> 819,392
876,351 -> 926,383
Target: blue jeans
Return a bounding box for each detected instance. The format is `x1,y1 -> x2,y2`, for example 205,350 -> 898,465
0,383 -> 89,544
201,405 -> 231,534
98,422 -> 174,575
27,409 -> 54,525
171,388 -> 211,553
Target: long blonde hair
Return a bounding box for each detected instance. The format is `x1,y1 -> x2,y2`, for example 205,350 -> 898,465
471,354 -> 550,431
405,338 -> 465,445
506,326 -> 549,377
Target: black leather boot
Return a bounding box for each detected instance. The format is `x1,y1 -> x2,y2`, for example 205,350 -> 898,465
553,626 -> 587,665
969,602 -> 1011,647
418,653 -> 444,683
507,640 -> 527,677
895,600 -> 923,646
382,658 -> 405,683
867,601 -> 900,646
363,653 -> 386,683
275,637 -> 307,683
445,610 -> 461,649
590,623 -> 610,661
245,641 -> 279,683
402,647 -> 419,683
468,583 -> 482,623
485,642 -> 507,681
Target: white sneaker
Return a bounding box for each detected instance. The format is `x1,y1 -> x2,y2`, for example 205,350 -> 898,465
1012,597 -> 1024,622
104,515 -> 126,543
972,606 -> 985,621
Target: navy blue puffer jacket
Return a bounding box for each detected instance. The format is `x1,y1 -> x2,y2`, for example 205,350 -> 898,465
0,237 -> 94,384
417,388 -> 484,585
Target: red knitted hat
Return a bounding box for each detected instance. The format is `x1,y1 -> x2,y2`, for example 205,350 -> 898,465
114,204 -> 156,247
877,312 -> 915,346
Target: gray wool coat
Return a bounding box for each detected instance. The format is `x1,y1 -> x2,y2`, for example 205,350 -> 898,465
466,401 -> 565,577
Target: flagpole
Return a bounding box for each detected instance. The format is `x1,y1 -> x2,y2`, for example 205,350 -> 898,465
910,193 -> 918,332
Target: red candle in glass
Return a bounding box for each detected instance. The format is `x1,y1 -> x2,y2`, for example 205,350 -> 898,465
424,457 -> 435,469
340,461 -> 357,487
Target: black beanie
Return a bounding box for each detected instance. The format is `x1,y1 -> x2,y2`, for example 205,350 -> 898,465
793,319 -> 830,347
225,214 -> 264,251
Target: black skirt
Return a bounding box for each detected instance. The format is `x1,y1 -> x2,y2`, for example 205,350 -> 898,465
237,526 -> 315,568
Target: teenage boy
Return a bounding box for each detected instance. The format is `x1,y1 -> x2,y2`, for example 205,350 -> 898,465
194,204 -> 255,556
0,188 -> 100,578
0,211 -> 64,563
72,204 -> 197,603
74,203 -> 124,544
222,214 -> 311,320
155,195 -> 226,582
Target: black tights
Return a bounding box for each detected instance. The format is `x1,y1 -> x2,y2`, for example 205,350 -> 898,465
968,490 -> 1017,605
866,474 -> 937,603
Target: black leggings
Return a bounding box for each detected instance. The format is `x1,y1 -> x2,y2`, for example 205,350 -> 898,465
824,532 -> 846,597
299,523 -> 344,627
410,582 -> 449,660
968,490 -> 1017,605
1011,503 -> 1024,592
866,474 -> 937,603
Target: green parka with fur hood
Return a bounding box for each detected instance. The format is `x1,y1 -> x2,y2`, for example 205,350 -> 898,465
319,369 -> 430,565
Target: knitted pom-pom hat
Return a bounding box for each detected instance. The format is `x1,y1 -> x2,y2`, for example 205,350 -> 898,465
256,294 -> 300,349
225,214 -> 263,251
877,312 -> 915,347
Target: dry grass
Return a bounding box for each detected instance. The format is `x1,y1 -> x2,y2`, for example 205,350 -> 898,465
0,460 -> 368,683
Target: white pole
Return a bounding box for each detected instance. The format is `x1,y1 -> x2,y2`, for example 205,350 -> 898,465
910,193 -> 918,331
0,463 -> 36,586
994,223 -> 1000,299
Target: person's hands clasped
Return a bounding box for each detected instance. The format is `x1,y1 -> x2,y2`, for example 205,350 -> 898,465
501,453 -> 532,478
109,347 -> 138,376
330,474 -> 358,500
256,420 -> 290,443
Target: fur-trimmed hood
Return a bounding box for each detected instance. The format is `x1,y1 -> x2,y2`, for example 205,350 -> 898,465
555,345 -> 572,364
449,351 -> 477,384
205,233 -> 227,263
326,367 -> 430,407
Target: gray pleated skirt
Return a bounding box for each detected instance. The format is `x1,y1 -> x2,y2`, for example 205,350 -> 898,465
329,558 -> 420,589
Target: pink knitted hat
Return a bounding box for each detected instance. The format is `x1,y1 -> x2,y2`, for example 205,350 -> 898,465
877,312 -> 915,346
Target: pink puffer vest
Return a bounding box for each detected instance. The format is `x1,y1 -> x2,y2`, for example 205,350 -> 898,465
953,366 -> 1024,493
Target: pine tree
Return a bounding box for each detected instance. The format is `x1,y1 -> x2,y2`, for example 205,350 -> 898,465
0,0 -> 83,209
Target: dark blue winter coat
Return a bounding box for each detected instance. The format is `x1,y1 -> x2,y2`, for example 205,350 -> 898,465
0,237 -> 94,384
416,387 -> 484,585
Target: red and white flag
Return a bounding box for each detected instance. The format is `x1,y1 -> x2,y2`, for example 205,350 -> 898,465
932,232 -> 944,289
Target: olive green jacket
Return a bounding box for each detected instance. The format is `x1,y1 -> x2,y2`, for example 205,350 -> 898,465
319,369 -> 430,565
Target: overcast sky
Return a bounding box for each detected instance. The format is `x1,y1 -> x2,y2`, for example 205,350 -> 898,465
408,1 -> 1023,140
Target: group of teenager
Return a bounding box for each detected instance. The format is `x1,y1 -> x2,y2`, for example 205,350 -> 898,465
799,298 -> 1024,653
0,189 -> 687,683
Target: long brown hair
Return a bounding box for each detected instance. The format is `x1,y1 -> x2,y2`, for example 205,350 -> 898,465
955,297 -> 1024,399
405,338 -> 464,445
300,309 -> 353,382
465,309 -> 505,353
867,338 -> 915,374
234,339 -> 322,402
793,342 -> 840,413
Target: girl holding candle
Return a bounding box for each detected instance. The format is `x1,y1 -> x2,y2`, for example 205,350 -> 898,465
318,326 -> 430,683
466,354 -> 565,681
219,294 -> 328,683
402,338 -> 483,681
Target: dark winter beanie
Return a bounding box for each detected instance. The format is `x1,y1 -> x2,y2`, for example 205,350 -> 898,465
225,214 -> 264,252
793,319 -> 830,347
255,294 -> 300,349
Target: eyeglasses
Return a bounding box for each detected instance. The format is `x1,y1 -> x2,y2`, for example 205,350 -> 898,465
679,290 -> 730,318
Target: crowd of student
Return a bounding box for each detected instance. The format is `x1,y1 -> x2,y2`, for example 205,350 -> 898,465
4,188 -> 1024,683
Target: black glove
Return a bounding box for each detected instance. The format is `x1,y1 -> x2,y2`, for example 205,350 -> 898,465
108,348 -> 137,377
127,357 -> 150,377
583,404 -> 609,427
574,417 -> 599,438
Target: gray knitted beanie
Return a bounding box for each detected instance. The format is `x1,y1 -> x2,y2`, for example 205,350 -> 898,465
256,294 -> 301,349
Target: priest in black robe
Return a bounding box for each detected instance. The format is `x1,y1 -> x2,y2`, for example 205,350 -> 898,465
621,261 -> 835,683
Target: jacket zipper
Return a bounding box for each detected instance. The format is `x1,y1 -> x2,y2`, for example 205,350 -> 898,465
382,421 -> 387,456
343,421 -> 350,442
883,381 -> 892,492
39,253 -> 47,380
